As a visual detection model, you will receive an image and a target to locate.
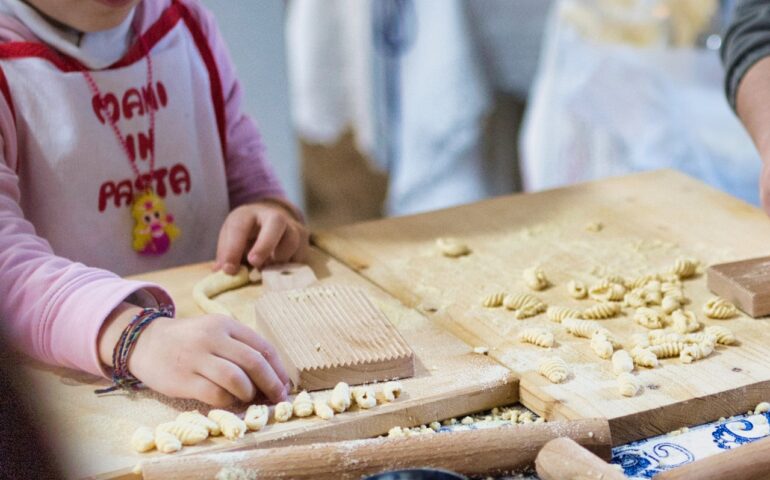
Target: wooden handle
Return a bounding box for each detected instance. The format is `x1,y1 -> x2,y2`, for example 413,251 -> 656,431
536,437 -> 625,480
654,435 -> 770,480
141,418 -> 611,480
261,263 -> 318,291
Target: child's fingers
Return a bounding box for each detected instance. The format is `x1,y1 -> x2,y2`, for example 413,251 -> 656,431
271,225 -> 301,263
188,373 -> 239,407
290,228 -> 311,263
228,321 -> 291,387
219,340 -> 288,404
196,355 -> 257,404
247,214 -> 287,267
216,212 -> 254,274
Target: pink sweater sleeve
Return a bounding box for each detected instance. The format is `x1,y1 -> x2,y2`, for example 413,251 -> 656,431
0,103 -> 172,376
182,1 -> 294,212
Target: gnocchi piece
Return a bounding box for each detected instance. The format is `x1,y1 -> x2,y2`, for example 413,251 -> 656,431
538,356 -> 569,384
582,302 -> 620,320
177,410 -> 221,437
503,293 -> 543,310
207,410 -> 247,440
523,266 -> 549,291
436,237 -> 470,257
546,306 -> 582,323
293,390 -> 314,417
481,292 -> 506,308
617,373 -> 641,397
611,350 -> 634,376
563,318 -> 601,339
518,327 -> 555,348
566,280 -> 588,299
623,290 -> 647,308
244,405 -> 269,431
131,426 -> 155,453
627,274 -> 658,290
703,297 -> 739,319
648,331 -> 684,345
376,381 -> 404,403
514,303 -> 547,319
647,342 -> 686,359
329,382 -> 352,413
704,325 -> 738,345
671,309 -> 700,334
633,307 -> 664,329
313,399 -> 335,420
155,421 -> 209,446
588,281 -> 626,302
680,341 -> 714,364
604,275 -> 627,286
683,332 -> 717,345
630,346 -> 659,368
274,401 -> 294,422
595,327 -> 621,348
590,333 -> 615,359
191,266 -> 250,316
630,333 -> 651,348
661,296 -> 681,314
154,430 -> 182,454
644,280 -> 662,294
670,257 -> 699,279
643,289 -> 663,306
353,386 -> 377,409
755,402 -> 770,415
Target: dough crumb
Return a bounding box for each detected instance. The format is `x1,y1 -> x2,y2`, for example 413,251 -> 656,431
473,346 -> 490,355
585,221 -> 604,232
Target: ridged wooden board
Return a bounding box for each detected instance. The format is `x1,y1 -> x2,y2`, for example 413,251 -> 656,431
313,170 -> 770,445
254,285 -> 415,390
18,248 -> 517,479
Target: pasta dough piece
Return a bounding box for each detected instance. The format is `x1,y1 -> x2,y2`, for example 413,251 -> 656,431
671,309 -> 700,334
648,331 -> 684,345
131,426 -> 155,453
503,293 -> 542,310
684,332 -> 717,345
566,280 -> 588,299
563,318 -> 601,339
704,325 -> 738,345
376,381 -> 404,403
627,274 -> 658,290
617,372 -> 641,397
244,405 -> 269,431
633,307 -> 664,329
612,350 -> 634,376
518,327 -> 555,348
353,386 -> 377,409
670,257 -> 699,279
643,289 -> 663,306
293,391 -> 314,417
481,292 -> 506,308
590,333 -> 615,359
314,399 -> 335,420
546,306 -> 582,323
192,266 -> 250,316
647,342 -> 686,359
329,382 -> 352,413
703,297 -> 739,319
436,237 -> 470,257
177,410 -> 221,437
208,410 -> 247,440
661,296 -> 681,314
755,402 -> 770,415
588,281 -> 626,302
582,302 -> 620,320
523,266 -> 549,291
274,402 -> 293,422
156,421 -> 209,446
538,356 -> 569,384
595,327 -> 621,348
680,342 -> 714,364
514,304 -> 546,319
623,290 -> 647,308
604,275 -> 627,286
630,333 -> 651,348
154,430 -> 182,454
631,346 -> 659,368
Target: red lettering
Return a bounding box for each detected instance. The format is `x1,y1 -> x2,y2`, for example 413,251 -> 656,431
122,88 -> 144,120
98,181 -> 115,212
125,134 -> 136,162
138,129 -> 154,161
169,164 -> 191,194
157,81 -> 168,107
91,93 -> 120,124
134,167 -> 168,197
115,180 -> 133,208
142,85 -> 157,111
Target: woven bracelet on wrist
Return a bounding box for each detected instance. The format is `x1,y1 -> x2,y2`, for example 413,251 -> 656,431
95,305 -> 174,395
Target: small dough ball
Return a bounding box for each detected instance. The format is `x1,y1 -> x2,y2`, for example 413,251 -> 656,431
314,399 -> 335,420
131,426 -> 155,453
244,405 -> 269,431
207,410 -> 247,440
329,382 -> 352,413
293,391 -> 314,417
274,401 -> 293,422
154,430 -> 182,454
376,381 -> 404,404
353,386 -> 377,409
177,410 -> 221,436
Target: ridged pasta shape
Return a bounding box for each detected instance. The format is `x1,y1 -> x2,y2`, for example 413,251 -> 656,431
661,296 -> 682,314
595,327 -> 621,348
514,303 -> 547,319
207,410 -> 247,440
156,421 -> 209,446
627,274 -> 658,290
566,280 -> 588,299
631,346 -> 659,368
630,333 -> 651,348
563,318 -> 601,338
671,309 -> 700,334
131,426 -> 155,453
481,292 -> 506,308
633,307 -> 664,329
684,332 -> 717,346
518,327 -> 555,348
293,390 -> 314,417
680,342 -> 714,364
590,333 -> 615,359
612,350 -> 634,376
703,297 -> 739,319
244,405 -> 269,431
617,372 -> 641,397
589,281 -> 626,302
436,237 -> 470,257
538,356 -> 569,384
546,306 -> 582,323
704,325 -> 738,345
523,266 -> 549,291
670,257 -> 699,279
644,280 -> 662,294
154,430 -> 182,454
353,386 -> 377,409
647,342 -> 686,359
177,410 -> 220,437
648,331 -> 684,345
376,381 -> 404,403
274,401 -> 293,422
624,290 -> 647,308
313,399 -> 335,420
329,382 -> 352,413
582,302 -> 621,320
503,293 -> 542,310
604,275 -> 628,286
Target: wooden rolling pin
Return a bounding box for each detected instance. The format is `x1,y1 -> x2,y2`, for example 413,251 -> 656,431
536,437 -> 625,480
141,418 -> 611,480
654,435 -> 770,480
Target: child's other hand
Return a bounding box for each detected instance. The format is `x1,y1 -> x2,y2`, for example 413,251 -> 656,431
215,200 -> 308,274
128,314 -> 291,407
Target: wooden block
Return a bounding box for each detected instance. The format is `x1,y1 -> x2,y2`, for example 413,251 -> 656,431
707,256 -> 770,317
254,285 -> 415,391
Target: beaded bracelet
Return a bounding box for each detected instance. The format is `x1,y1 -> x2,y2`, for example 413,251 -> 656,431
95,305 -> 174,395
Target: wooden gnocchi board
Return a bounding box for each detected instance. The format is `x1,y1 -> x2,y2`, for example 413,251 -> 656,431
313,169 -> 770,445
19,249 -> 517,479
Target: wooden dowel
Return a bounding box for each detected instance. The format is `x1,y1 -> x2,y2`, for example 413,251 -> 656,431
654,435 -> 770,480
536,437 -> 625,480
141,418 -> 611,480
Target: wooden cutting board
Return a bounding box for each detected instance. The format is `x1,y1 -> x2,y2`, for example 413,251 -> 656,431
19,249 -> 517,480
313,169 -> 770,445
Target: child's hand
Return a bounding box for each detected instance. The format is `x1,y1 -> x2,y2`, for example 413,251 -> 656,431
127,314 -> 291,406
215,200 -> 309,274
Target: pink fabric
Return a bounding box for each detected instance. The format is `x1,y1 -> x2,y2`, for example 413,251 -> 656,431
0,0 -> 289,377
